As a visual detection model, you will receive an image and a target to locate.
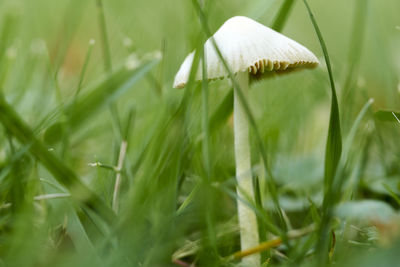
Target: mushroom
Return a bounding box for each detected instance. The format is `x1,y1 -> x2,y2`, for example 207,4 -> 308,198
174,16 -> 319,266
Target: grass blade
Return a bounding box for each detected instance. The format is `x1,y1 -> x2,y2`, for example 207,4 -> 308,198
209,89 -> 233,134
271,0 -> 295,31
382,183 -> 400,206
331,99 -> 373,205
207,0 -> 299,137
66,206 -> 98,258
341,0 -> 369,128
96,0 -> 112,72
52,0 -> 88,72
341,100 -> 374,201
66,57 -> 160,132
74,39 -> 96,102
302,0 -> 342,191
0,94 -> 116,225
200,46 -> 211,179
0,13 -> 18,73
191,0 -> 286,234
302,0 -> 342,263
339,99 -> 373,170
374,110 -> 400,123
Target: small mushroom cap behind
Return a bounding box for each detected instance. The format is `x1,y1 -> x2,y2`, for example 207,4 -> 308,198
174,16 -> 319,89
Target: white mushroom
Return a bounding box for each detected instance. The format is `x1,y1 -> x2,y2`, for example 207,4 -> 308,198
174,16 -> 318,88
174,16 -> 319,266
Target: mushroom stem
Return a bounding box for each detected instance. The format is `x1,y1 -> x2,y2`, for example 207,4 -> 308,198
234,71 -> 260,266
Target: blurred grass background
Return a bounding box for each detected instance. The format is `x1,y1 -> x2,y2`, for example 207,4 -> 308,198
0,0 -> 399,266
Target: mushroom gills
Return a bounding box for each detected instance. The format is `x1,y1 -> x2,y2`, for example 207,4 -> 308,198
248,59 -> 294,76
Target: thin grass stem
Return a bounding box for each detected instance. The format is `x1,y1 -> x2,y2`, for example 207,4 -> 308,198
112,140 -> 128,213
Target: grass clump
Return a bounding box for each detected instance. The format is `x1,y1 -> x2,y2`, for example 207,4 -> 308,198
0,0 -> 399,266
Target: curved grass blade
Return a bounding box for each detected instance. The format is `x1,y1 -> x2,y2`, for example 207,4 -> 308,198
341,0 -> 369,128
302,0 -> 342,192
0,94 -> 116,225
73,39 -> 96,103
302,0 -> 342,263
271,0 -> 295,32
66,206 -> 99,260
65,57 -> 160,132
191,0 -> 287,236
96,0 -> 112,73
334,99 -> 373,201
338,99 -> 373,171
382,183 -> 400,206
215,178 -> 281,236
209,0 -> 299,135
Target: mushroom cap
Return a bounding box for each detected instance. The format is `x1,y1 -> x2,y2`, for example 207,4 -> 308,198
174,16 -> 319,89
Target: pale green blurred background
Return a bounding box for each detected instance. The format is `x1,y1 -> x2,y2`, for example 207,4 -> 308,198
0,0 -> 400,265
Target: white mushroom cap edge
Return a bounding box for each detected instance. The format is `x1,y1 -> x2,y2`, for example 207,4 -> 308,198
173,16 -> 319,89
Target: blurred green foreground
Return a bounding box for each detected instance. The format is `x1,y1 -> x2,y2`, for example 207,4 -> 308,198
0,0 -> 399,266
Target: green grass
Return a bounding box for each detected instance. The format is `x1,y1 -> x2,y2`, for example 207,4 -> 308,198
0,0 -> 400,266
